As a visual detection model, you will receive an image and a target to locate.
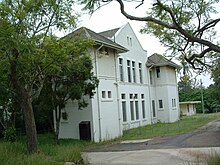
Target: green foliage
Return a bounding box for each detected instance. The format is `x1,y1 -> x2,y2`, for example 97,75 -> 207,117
4,127 -> 17,142
140,0 -> 219,68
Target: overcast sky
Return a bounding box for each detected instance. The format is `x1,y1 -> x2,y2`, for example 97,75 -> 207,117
73,1 -> 214,87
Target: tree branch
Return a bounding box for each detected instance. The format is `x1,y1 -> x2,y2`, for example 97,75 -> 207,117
115,0 -> 176,29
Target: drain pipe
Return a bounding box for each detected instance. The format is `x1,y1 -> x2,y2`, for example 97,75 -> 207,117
147,64 -> 154,124
114,51 -> 122,137
95,44 -> 104,142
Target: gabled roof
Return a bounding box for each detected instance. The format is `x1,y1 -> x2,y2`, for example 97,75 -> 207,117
99,28 -> 120,38
65,27 -> 128,53
147,53 -> 181,69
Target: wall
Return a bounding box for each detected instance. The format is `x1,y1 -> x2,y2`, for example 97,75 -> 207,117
58,96 -> 93,139
180,104 -> 196,116
115,23 -> 152,130
150,66 -> 179,123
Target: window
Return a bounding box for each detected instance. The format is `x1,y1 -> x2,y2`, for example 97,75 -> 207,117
152,100 -> 156,117
132,61 -> 136,83
134,94 -> 138,99
156,66 -> 160,78
127,36 -> 129,45
172,99 -> 176,107
122,101 -> 127,122
121,93 -> 126,99
135,101 -> 139,120
119,58 -> 124,81
108,91 -> 112,98
141,94 -> 146,119
102,91 -> 112,100
159,99 -> 163,109
127,36 -> 132,46
127,60 -> 131,82
102,91 -> 106,98
149,70 -> 153,85
62,112 -> 68,120
139,63 -> 143,83
130,100 -> 134,120
142,100 -> 146,119
130,37 -> 132,46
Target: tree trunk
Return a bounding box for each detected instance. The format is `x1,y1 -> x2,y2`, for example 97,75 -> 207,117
10,48 -> 38,154
21,93 -> 38,153
54,106 -> 61,145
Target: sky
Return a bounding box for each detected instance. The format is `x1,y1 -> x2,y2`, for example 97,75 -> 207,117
72,1 -> 214,87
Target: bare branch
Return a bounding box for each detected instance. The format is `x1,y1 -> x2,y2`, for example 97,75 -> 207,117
115,0 -> 176,29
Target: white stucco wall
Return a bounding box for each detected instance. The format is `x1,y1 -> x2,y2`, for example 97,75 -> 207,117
150,66 -> 179,123
115,23 -> 152,130
58,96 -> 93,139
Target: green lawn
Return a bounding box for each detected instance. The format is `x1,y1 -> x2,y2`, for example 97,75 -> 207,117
122,113 -> 220,140
1,113 -> 220,165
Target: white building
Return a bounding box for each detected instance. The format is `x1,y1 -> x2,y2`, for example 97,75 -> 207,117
180,101 -> 201,116
56,23 -> 181,142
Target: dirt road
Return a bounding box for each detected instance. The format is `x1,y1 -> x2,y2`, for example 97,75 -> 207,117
87,119 -> 220,152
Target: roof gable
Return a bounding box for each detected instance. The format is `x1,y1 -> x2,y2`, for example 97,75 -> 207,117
147,53 -> 181,69
99,28 -> 120,38
65,27 -> 128,53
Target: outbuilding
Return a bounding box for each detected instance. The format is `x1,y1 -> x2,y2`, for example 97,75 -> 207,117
179,101 -> 201,116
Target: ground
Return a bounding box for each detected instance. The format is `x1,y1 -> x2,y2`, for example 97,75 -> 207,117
84,119 -> 220,165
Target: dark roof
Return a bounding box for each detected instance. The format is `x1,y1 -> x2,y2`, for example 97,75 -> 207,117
65,27 -> 127,53
147,53 -> 181,69
99,28 -> 120,38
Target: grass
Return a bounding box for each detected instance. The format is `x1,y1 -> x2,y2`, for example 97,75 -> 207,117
122,112 -> 220,140
0,134 -> 91,165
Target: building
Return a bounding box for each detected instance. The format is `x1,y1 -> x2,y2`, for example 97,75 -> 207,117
180,101 -> 201,116
56,23 -> 181,142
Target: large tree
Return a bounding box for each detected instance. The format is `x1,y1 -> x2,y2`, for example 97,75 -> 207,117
80,0 -> 220,70
0,0 -> 89,153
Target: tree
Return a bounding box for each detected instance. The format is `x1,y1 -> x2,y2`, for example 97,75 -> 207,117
34,37 -> 98,144
80,0 -> 220,70
0,0 -> 81,153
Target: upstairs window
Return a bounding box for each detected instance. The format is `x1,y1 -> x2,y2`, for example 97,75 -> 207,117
132,61 -> 136,83
159,99 -> 163,109
139,63 -> 143,83
156,66 -> 160,78
127,60 -> 131,82
119,58 -> 124,82
127,36 -> 132,46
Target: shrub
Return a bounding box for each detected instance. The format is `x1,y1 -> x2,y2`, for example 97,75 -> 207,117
4,127 -> 17,142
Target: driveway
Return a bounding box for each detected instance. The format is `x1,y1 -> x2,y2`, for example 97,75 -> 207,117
83,119 -> 220,165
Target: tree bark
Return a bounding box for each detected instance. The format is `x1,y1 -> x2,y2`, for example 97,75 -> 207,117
54,106 -> 61,145
10,48 -> 38,154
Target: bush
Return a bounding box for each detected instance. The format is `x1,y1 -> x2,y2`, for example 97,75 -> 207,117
4,127 -> 17,142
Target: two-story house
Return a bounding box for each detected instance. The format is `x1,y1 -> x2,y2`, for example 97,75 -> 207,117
56,23 -> 180,142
